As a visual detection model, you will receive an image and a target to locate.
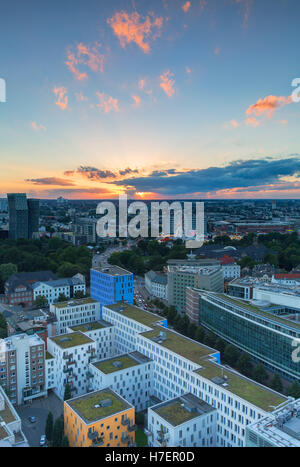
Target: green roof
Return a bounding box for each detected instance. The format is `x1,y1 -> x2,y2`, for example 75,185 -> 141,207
196,360 -> 287,412
94,355 -> 139,374
70,322 -> 108,332
0,425 -> 9,441
155,400 -> 202,426
67,389 -> 131,423
0,401 -> 16,424
50,332 -> 93,349
46,351 -> 54,360
106,303 -> 163,328
142,328 -> 215,365
53,298 -> 98,309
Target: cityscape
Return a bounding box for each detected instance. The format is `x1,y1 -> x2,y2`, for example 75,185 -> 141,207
1,0 -> 300,453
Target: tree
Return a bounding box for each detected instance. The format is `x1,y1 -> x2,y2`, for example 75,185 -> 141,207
45,411 -> 53,443
74,290 -> 86,299
52,416 -> 64,447
64,383 -> 72,401
195,326 -> 205,343
0,263 -> 17,282
224,345 -> 240,367
57,293 -> 69,303
215,338 -> 226,356
253,364 -> 268,385
287,381 -> 300,399
34,295 -> 48,308
61,435 -> 69,447
0,313 -> 7,339
237,352 -> 253,377
269,373 -> 283,393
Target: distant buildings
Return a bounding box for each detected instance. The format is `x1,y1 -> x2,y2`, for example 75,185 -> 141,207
71,217 -> 97,245
145,270 -> 168,300
49,298 -> 100,335
219,256 -> 241,280
33,274 -> 86,305
7,193 -> 40,240
90,266 -> 133,317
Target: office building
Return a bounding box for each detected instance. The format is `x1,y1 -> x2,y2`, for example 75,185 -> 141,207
64,389 -> 136,447
90,266 -> 133,316
49,298 -> 100,335
145,270 -> 168,300
7,193 -> 39,240
33,274 -> 86,305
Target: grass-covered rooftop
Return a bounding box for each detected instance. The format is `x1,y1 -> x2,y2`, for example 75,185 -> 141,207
50,332 -> 93,349
93,355 -> 140,374
106,303 -> 163,328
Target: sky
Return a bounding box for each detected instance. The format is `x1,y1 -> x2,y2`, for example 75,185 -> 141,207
1,0 -> 300,200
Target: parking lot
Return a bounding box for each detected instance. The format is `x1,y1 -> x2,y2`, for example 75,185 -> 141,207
16,392 -> 63,447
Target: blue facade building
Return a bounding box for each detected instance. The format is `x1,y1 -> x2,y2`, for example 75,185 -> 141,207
90,265 -> 133,318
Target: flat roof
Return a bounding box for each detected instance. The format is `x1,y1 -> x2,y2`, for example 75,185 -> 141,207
0,401 -> 16,424
105,303 -> 163,328
0,425 -> 9,441
50,332 -> 93,349
91,265 -> 132,276
93,352 -> 149,374
153,393 -> 215,426
70,320 -> 112,333
53,298 -> 98,309
67,389 -> 131,424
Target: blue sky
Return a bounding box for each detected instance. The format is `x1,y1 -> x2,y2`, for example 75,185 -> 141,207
1,0 -> 300,199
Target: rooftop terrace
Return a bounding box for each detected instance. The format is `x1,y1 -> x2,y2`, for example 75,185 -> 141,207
53,298 -> 98,309
105,303 -> 163,328
0,401 -> 16,424
0,425 -> 9,441
93,354 -> 142,374
153,394 -> 214,426
50,332 -> 93,349
67,389 -> 131,424
70,320 -> 112,333
92,265 -> 132,276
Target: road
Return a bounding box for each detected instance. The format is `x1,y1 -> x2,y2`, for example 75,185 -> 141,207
16,392 -> 63,447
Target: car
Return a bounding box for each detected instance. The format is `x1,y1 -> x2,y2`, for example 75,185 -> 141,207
28,416 -> 36,423
40,435 -> 46,446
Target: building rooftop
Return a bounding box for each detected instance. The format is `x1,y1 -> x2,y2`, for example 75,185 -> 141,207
70,320 -> 112,333
52,298 -> 98,309
145,270 -> 168,285
93,351 -> 151,374
91,265 -> 132,277
0,425 -> 9,441
0,401 -> 16,424
66,389 -> 131,424
153,393 -> 215,426
168,265 -> 220,275
105,303 -> 163,328
50,332 -> 94,349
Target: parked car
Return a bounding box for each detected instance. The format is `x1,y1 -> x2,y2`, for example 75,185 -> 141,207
28,416 -> 36,423
40,435 -> 46,446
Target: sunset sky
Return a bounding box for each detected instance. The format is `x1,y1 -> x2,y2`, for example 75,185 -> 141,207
1,0 -> 300,199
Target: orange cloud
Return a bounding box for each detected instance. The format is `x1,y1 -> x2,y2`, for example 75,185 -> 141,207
66,42 -> 105,80
31,121 -> 46,131
236,0 -> 253,27
160,70 -> 175,97
246,95 -> 292,119
230,119 -> 239,128
53,86 -> 68,110
182,1 -> 191,13
246,116 -> 259,127
185,66 -> 192,74
132,95 -> 141,107
107,11 -> 163,54
96,91 -> 119,113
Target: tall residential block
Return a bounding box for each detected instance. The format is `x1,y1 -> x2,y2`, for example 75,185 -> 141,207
90,266 -> 133,317
7,193 -> 40,240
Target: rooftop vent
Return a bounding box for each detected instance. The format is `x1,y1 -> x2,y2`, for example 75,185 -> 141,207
59,337 -> 71,343
100,398 -> 112,408
112,361 -> 123,368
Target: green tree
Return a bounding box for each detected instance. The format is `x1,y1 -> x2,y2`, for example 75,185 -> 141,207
224,345 -> 240,367
237,352 -> 253,377
287,381 -> 300,399
253,364 -> 268,385
269,373 -> 283,393
215,338 -> 226,356
195,326 -> 205,343
57,293 -> 69,303
64,383 -> 72,401
0,313 -> 8,339
45,411 -> 53,443
61,435 -> 69,447
52,416 -> 64,447
0,263 -> 17,282
74,290 -> 86,299
34,295 -> 48,308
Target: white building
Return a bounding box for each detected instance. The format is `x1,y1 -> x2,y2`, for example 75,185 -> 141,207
66,320 -> 115,360
0,386 -> 28,447
253,283 -> 300,310
246,399 -> 300,447
221,263 -> 241,280
145,271 -> 168,300
33,274 -> 86,305
101,302 -> 290,447
147,393 -> 217,448
50,298 -> 100,335
89,351 -> 153,412
47,332 -> 97,400
0,334 -> 46,405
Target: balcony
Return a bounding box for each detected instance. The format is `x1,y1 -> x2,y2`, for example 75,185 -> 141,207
144,428 -> 153,437
128,424 -> 137,432
121,418 -> 129,426
88,431 -> 99,441
92,438 -> 104,447
121,434 -> 130,444
66,360 -> 76,366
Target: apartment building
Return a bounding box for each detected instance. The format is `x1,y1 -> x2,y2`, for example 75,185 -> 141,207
64,388 -> 136,447
50,298 -> 100,335
145,271 -> 168,300
101,302 -> 289,447
47,332 -> 97,400
0,333 -> 46,405
147,393 -> 217,448
67,320 -> 115,360
0,386 -> 28,447
90,266 -> 133,315
89,351 -> 153,412
228,277 -> 257,300
33,274 -> 86,305
167,264 -> 224,314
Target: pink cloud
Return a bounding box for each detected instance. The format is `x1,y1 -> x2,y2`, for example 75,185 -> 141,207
66,42 -> 105,80
160,70 -> 175,97
246,94 -> 292,119
107,11 -> 163,54
96,91 -> 119,113
31,121 -> 46,131
182,1 -> 191,13
132,95 -> 141,107
53,86 -> 68,110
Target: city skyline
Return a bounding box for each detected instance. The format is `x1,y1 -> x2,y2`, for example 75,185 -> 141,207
1,0 -> 300,199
